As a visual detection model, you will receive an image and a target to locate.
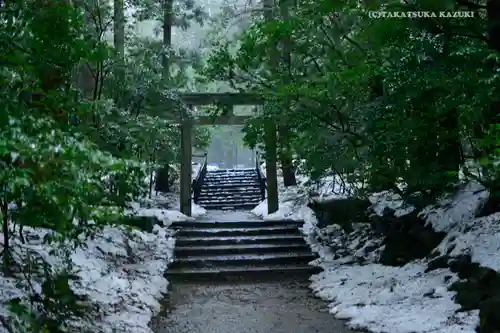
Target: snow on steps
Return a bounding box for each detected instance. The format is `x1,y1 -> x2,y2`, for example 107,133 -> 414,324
168,215 -> 320,281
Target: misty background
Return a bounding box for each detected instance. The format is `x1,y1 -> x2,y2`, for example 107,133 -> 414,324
133,0 -> 258,168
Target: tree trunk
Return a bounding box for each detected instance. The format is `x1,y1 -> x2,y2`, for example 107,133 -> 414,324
156,0 -> 174,187
277,0 -> 297,187
76,64 -> 94,99
488,0 -> 500,52
1,200 -> 10,275
149,145 -> 156,198
155,166 -> 170,192
479,1 -> 500,160
281,152 -> 296,186
436,108 -> 462,183
114,0 -> 125,105
74,2 -> 96,100
263,0 -> 279,213
162,0 -> 173,83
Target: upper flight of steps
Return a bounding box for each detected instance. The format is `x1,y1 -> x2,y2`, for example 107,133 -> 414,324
196,168 -> 262,210
167,219 -> 321,281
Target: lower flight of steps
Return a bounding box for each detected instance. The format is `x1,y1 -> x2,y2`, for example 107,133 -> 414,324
166,219 -> 321,282
196,168 -> 262,210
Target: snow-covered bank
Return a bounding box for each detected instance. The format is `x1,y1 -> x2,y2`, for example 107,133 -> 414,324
0,203 -> 191,333
142,191 -> 207,218
311,263 -> 478,333
251,182 -> 499,333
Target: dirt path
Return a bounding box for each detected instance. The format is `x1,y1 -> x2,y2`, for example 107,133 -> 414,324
151,280 -> 358,333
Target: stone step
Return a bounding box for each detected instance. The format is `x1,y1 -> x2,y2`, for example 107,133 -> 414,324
198,192 -> 261,197
204,180 -> 258,184
197,203 -> 262,209
205,174 -> 257,178
196,198 -> 262,204
205,175 -> 257,179
197,193 -> 261,198
175,243 -> 310,256
203,181 -> 260,186
203,179 -> 259,183
169,252 -> 316,269
200,188 -> 261,194
196,199 -> 262,206
198,192 -> 262,200
170,219 -> 303,229
175,234 -> 305,246
200,187 -> 261,193
199,193 -> 262,198
199,191 -> 261,196
201,203 -> 259,210
211,173 -> 256,176
202,183 -> 261,189
205,176 -> 257,178
175,225 -> 300,237
166,264 -> 321,282
197,197 -> 261,202
206,169 -> 257,174
205,177 -> 258,181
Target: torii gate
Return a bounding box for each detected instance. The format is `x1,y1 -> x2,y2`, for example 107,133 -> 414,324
175,92 -> 279,216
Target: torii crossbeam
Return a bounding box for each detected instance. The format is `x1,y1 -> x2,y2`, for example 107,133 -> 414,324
172,92 -> 278,216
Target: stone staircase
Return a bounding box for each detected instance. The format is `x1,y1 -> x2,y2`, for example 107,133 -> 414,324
167,218 -> 321,281
196,168 -> 262,210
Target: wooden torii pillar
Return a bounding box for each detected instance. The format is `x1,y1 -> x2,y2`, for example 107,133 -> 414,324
176,92 -> 279,216
179,115 -> 192,216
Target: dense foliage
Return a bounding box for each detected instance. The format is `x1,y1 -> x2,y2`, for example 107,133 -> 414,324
204,0 -> 500,206
0,0 -> 209,331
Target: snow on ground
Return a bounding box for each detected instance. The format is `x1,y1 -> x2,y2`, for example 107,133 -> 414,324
0,202 -> 190,333
144,191 -> 207,218
368,182 -> 490,232
368,181 -> 500,272
252,186 -> 306,221
191,203 -> 207,217
251,179 -> 497,333
368,191 -> 416,217
128,202 -> 196,223
207,164 -> 219,171
198,210 -> 261,221
310,263 -> 479,333
436,212 -> 500,271
192,162 -> 201,179
251,175 -> 355,221
145,163 -> 207,215
419,182 -> 489,232
69,222 -> 174,333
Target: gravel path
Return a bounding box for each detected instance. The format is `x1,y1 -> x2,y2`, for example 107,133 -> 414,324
151,280 -> 359,333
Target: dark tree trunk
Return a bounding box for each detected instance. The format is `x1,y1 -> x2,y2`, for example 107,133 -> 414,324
281,153 -> 297,186
480,1 -> 500,156
488,0 -> 500,52
155,165 -> 171,193
278,127 -> 296,186
1,200 -> 10,275
278,0 -> 297,187
436,108 -> 462,182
